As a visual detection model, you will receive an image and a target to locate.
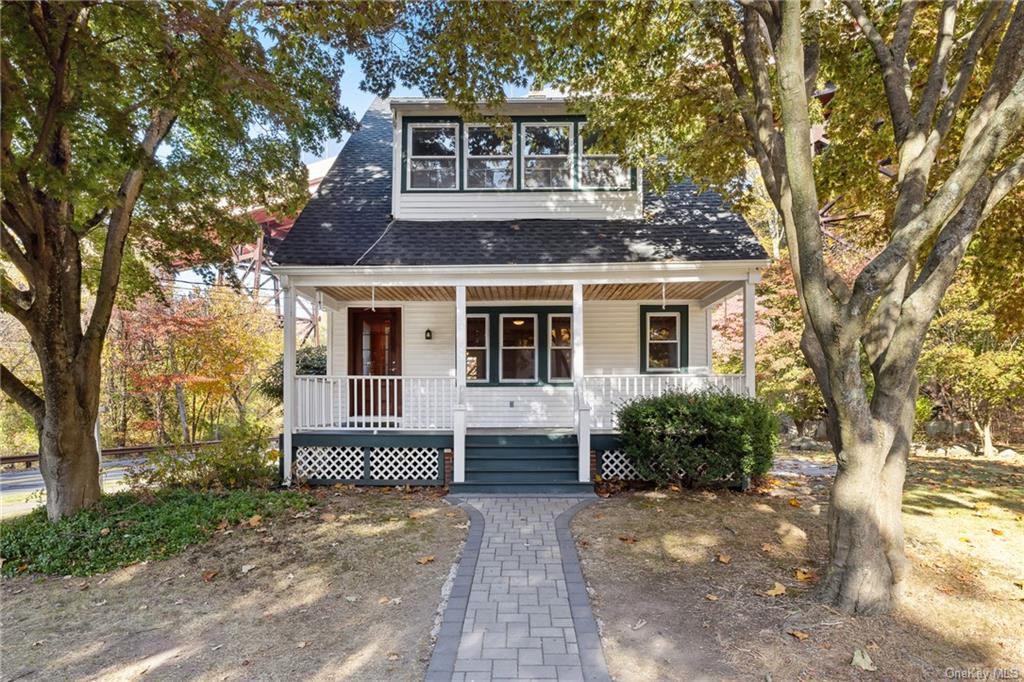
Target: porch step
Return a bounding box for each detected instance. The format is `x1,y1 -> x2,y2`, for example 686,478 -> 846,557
461,433 -> 589,493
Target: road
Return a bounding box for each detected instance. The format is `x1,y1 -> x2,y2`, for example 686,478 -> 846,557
0,457 -> 145,518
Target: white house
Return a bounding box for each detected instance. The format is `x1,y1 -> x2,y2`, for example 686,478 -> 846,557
271,96 -> 768,492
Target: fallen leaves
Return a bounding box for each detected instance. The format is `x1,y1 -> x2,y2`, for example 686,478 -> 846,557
990,528 -> 1004,536
320,513 -> 337,523
216,519 -> 229,531
99,527 -> 111,537
704,594 -> 720,601
761,582 -> 787,597
202,570 -> 219,583
788,630 -> 810,641
377,596 -> 402,606
760,542 -> 775,553
788,498 -> 802,508
716,553 -> 732,565
416,555 -> 435,565
296,641 -> 309,649
240,564 -> 256,575
794,568 -> 817,582
247,515 -> 262,528
851,647 -> 877,671
618,534 -> 638,544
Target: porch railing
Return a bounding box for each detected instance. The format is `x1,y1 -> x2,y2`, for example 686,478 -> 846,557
583,373 -> 746,430
295,375 -> 455,431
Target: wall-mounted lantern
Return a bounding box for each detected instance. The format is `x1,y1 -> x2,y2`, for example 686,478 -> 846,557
424,329 -> 433,340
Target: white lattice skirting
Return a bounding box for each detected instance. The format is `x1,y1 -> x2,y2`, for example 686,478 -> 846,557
600,449 -> 641,480
294,445 -> 440,483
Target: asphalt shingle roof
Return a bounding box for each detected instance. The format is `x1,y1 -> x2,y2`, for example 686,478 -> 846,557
274,98 -> 767,267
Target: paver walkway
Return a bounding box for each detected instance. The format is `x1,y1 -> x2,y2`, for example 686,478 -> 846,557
427,496 -> 610,682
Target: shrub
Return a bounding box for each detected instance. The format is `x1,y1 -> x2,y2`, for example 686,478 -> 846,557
616,390 -> 779,486
0,488 -> 313,576
257,345 -> 326,402
127,422 -> 279,492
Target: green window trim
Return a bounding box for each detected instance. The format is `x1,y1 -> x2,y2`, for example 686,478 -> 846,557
639,305 -> 690,373
466,306 -> 573,386
400,115 -> 637,194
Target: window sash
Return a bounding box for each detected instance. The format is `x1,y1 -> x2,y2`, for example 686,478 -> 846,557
578,124 -> 630,189
466,314 -> 489,382
548,315 -> 573,382
408,123 -> 458,190
645,312 -> 681,371
464,124 -> 515,190
521,123 -> 574,189
499,314 -> 538,382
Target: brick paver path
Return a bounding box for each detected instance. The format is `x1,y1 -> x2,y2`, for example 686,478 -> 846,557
426,496 -> 610,682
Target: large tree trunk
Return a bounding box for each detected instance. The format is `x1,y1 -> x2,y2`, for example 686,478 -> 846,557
973,419 -> 996,457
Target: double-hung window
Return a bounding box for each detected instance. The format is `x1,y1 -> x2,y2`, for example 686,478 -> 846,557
578,125 -> 630,189
408,124 -> 458,190
466,314 -> 489,382
500,314 -> 537,382
548,315 -> 573,381
646,312 -> 681,371
522,123 -> 573,189
466,124 -> 514,190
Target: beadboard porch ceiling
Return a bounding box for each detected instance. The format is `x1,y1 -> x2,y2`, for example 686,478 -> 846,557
319,282 -> 728,303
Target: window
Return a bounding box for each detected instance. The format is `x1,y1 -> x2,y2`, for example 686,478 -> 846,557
646,312 -> 681,371
522,123 -> 572,188
408,124 -> 457,189
549,315 -> 573,381
500,314 -> 537,381
579,125 -> 630,189
466,315 -> 489,382
465,124 -> 514,189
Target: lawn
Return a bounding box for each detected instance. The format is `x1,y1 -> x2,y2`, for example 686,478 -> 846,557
574,449 -> 1024,681
1,487 -> 468,681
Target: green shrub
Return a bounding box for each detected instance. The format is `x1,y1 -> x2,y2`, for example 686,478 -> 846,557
257,345 -> 326,402
914,395 -> 935,437
616,390 -> 779,486
126,422 -> 279,492
0,488 -> 313,576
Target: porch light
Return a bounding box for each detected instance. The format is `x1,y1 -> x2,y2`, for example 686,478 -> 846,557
424,329 -> 433,340
512,319 -> 525,326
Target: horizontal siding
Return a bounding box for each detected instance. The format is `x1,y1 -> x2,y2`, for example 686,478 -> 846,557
396,191 -> 643,221
583,300 -> 708,373
465,386 -> 574,428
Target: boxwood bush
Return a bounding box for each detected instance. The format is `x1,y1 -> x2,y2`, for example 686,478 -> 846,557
616,390 -> 779,486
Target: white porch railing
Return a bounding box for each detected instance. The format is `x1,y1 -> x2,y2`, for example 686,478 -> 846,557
295,376 -> 455,431
584,374 -> 746,430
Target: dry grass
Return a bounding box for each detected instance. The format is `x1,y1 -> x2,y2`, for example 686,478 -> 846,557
574,450 -> 1024,681
1,487 -> 468,681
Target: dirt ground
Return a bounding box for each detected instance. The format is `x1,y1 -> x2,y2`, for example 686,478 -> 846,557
1,487 -> 468,681
574,449 -> 1024,681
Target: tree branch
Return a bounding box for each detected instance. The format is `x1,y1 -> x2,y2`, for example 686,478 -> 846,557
1,221 -> 35,282
0,275 -> 36,336
913,0 -> 957,133
981,155 -> 1024,221
843,0 -> 913,145
0,364 -> 44,424
891,0 -> 919,71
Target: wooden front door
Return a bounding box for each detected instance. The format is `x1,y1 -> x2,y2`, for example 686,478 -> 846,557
348,308 -> 402,422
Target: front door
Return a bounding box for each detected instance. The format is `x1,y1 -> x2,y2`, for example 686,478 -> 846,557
348,308 -> 402,422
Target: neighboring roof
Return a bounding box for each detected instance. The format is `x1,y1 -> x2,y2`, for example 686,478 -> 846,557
274,98 -> 767,267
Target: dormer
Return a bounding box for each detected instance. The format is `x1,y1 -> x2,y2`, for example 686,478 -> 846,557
389,97 -> 643,221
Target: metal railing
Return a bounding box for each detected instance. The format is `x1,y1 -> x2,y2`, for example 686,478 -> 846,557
583,373 -> 747,430
295,375 -> 455,431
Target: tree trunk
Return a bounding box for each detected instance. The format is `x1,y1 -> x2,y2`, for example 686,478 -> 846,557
818,387 -> 913,614
973,419 -> 996,457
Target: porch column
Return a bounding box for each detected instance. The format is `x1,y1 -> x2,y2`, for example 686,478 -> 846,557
573,283 -> 590,482
743,281 -> 756,397
282,278 -> 296,486
453,285 -> 467,483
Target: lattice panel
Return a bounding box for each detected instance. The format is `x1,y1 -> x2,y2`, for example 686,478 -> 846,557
369,446 -> 439,482
601,449 -> 641,480
295,445 -> 363,481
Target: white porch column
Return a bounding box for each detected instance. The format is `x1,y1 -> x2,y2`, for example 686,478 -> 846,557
453,285 -> 467,483
282,278 -> 297,486
705,306 -> 713,372
743,281 -> 756,397
572,283 -> 590,482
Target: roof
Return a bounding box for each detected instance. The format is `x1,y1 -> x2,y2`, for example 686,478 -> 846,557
273,98 -> 767,267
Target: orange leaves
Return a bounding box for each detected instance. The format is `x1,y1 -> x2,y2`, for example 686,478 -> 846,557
704,594 -> 720,601
202,570 -> 219,583
787,498 -> 802,508
416,555 -> 435,565
716,553 -> 732,565
794,568 -> 817,582
247,515 -> 262,528
788,630 -> 810,641
761,582 -> 787,597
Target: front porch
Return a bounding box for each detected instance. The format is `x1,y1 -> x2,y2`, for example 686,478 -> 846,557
277,262 -> 761,488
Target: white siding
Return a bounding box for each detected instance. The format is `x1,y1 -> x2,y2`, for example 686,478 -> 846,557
396,191 -> 643,221
583,300 -> 709,373
465,386 -> 575,428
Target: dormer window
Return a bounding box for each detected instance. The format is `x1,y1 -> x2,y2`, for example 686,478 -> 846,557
465,124 -> 514,190
408,123 -> 458,190
522,123 -> 573,189
579,125 -> 631,189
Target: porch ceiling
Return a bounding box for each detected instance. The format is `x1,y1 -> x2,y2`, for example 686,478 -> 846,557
320,281 -> 731,302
